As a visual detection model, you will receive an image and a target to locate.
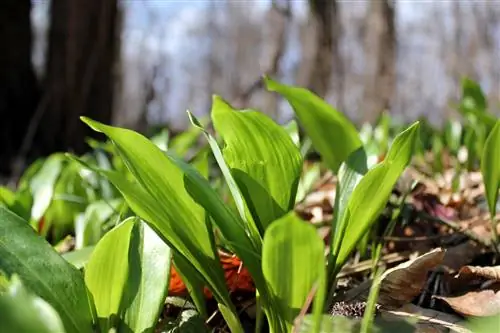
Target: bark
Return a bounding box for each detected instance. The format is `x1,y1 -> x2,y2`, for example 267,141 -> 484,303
33,0 -> 120,156
296,0 -> 339,98
236,0 -> 291,116
0,0 -> 39,174
362,0 -> 396,123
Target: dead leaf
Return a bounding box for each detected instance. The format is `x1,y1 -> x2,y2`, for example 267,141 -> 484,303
435,282 -> 500,317
441,241 -> 483,272
342,248 -> 445,309
458,266 -> 500,281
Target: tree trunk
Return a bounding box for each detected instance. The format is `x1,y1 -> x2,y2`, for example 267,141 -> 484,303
34,0 -> 120,156
296,0 -> 338,98
0,0 -> 39,174
362,0 -> 396,123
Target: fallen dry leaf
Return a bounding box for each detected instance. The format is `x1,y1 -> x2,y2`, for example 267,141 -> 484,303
458,265 -> 500,281
435,282 -> 500,317
342,248 -> 445,309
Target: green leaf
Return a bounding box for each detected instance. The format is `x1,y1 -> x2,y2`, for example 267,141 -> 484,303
79,118 -> 243,333
0,275 -> 67,333
265,77 -> 362,173
84,217 -> 135,331
85,217 -> 172,333
187,111 -> 261,246
262,212 -> 326,332
481,120 -> 500,218
120,220 -> 172,333
334,122 -> 420,270
330,148 -> 368,262
0,207 -> 94,333
29,154 -> 64,222
211,95 -> 303,231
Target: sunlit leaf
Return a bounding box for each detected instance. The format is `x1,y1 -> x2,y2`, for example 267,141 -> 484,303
265,77 -> 362,173
0,275 -> 67,333
334,122 -> 420,270
29,154 -> 64,222
262,212 -> 326,332
85,217 -> 172,333
211,96 -> 303,231
481,120 -> 500,218
84,217 -> 134,331
79,118 -> 243,333
187,111 -> 261,246
120,220 -> 172,333
331,148 -> 368,261
0,207 -> 94,333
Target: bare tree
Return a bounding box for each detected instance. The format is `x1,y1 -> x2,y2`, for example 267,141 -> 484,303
362,0 -> 396,123
32,0 -> 120,157
296,0 -> 339,98
0,0 -> 39,175
236,0 -> 291,117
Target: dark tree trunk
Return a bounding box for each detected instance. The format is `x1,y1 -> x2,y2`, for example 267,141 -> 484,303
297,0 -> 338,98
33,0 -> 119,156
362,0 -> 396,123
0,0 -> 39,174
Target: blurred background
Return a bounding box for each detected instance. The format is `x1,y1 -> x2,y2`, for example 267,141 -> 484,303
1,0 -> 500,177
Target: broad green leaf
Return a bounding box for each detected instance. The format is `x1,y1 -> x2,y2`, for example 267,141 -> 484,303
84,217 -> 135,332
330,147 -> 368,262
0,207 -> 94,333
85,217 -> 172,333
481,120 -> 500,218
187,111 -> 261,246
79,118 -> 243,333
262,212 -> 326,333
120,220 -> 172,333
29,154 -> 64,222
265,77 -> 362,173
334,122 -> 420,270
0,275 -> 66,333
211,96 -> 303,231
